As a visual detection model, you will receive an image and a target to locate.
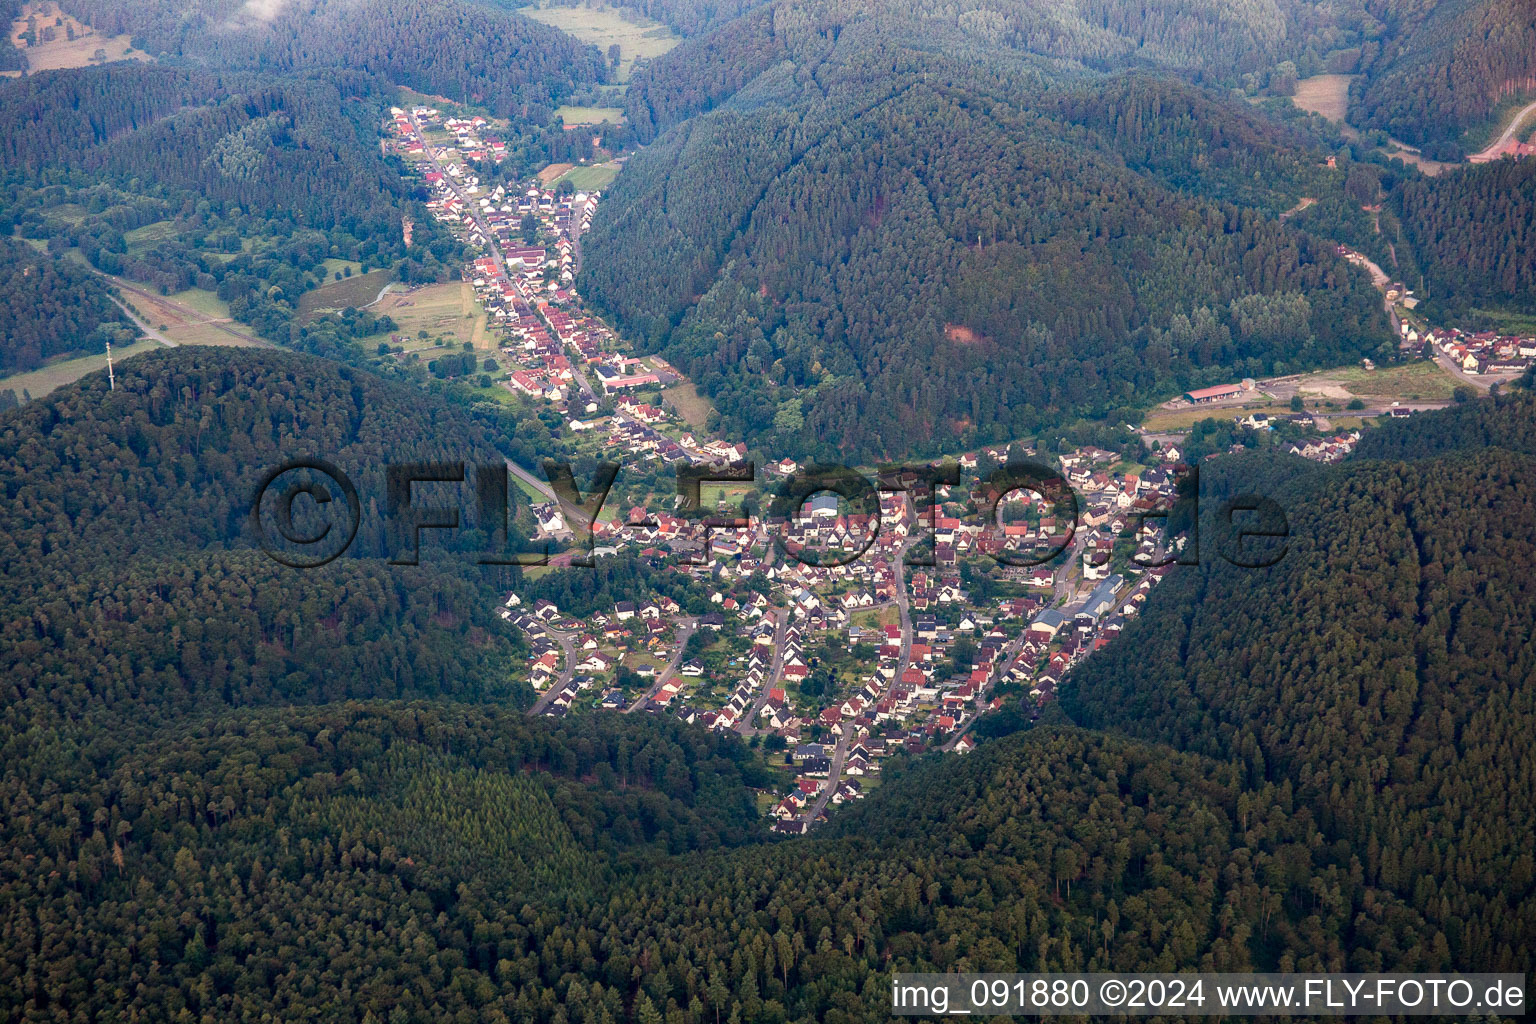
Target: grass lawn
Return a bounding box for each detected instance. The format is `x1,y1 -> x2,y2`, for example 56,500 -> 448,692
37,202 -> 90,225
0,339 -> 160,398
699,482 -> 753,511
160,323 -> 257,347
320,257 -> 368,279
662,380 -> 714,429
167,287 -> 230,320
556,163 -> 621,192
520,3 -> 679,81
852,606 -> 900,630
123,220 -> 179,255
1142,403 -> 1292,431
461,382 -> 520,407
511,472 -> 551,504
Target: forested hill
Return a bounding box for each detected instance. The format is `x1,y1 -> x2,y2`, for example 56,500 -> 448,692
621,0 -> 1374,143
607,0 -> 766,37
1062,395 -> 1536,971
1,66 -> 416,237
1354,387 -> 1536,460
1392,157 -> 1536,317
624,0 -> 1536,154
583,53 -> 1393,461
0,717 -> 1489,1020
0,346 -> 515,574
0,346 -> 542,734
54,0 -> 607,118
1350,0 -> 1536,156
0,237 -> 140,374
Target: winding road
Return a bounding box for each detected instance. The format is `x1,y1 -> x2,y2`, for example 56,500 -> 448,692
528,628 -> 578,715
1471,98 -> 1536,162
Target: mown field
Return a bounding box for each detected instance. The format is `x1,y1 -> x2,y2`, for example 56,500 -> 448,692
661,379 -> 714,429
5,1 -> 148,75
368,281 -> 491,349
520,3 -> 678,81
1291,74 -> 1352,123
557,163 -> 621,191
554,105 -> 625,125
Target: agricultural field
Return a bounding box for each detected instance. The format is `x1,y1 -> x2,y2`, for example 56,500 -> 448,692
537,162 -> 576,184
298,269 -> 396,318
519,2 -> 678,81
554,106 -> 625,125
368,281 -> 490,349
167,287 -> 231,320
5,1 -> 147,75
110,280 -> 269,347
661,379 -> 714,429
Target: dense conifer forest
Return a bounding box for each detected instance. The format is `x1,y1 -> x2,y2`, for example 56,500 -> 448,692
585,51 -> 1394,460
56,0 -> 607,119
607,0 -> 764,37
1349,0 -> 1536,156
1393,158 -> 1536,315
0,238 -> 139,373
1064,395 -> 1536,974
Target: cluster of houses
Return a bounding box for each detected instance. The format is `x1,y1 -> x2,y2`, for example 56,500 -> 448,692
383,109 -> 1303,830
1284,431 -> 1362,462
495,434 -> 1204,828
1403,320 -> 1536,376
388,106 -> 508,164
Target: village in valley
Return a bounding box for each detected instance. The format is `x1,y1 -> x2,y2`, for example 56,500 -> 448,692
383,102 -> 1531,832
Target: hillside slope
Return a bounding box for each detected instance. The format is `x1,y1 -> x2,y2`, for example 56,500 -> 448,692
583,53 -> 1392,460
1351,0 -> 1536,155
56,0 -> 607,117
1063,394 -> 1536,970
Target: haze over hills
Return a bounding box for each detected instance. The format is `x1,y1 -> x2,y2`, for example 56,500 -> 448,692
54,0 -> 608,117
